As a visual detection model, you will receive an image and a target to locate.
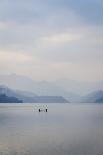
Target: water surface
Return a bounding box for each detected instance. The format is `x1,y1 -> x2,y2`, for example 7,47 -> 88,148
0,103 -> 103,155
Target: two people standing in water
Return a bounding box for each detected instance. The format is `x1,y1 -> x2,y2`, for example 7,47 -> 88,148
39,109 -> 48,112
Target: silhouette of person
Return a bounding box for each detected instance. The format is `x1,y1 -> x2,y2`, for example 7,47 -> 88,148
46,109 -> 47,112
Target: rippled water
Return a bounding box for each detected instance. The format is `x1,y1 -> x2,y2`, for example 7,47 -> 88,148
0,103 -> 103,155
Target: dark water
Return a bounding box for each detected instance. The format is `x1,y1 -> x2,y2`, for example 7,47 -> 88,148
0,104 -> 103,155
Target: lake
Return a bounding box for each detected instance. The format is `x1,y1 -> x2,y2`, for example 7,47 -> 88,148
0,103 -> 103,155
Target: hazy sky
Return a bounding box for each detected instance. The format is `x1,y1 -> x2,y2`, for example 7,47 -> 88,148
0,0 -> 103,81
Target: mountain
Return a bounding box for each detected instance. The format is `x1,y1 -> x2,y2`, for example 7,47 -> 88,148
0,74 -> 76,102
81,90 -> 103,103
32,96 -> 68,103
0,74 -> 37,92
54,79 -> 103,95
29,80 -> 78,102
0,74 -> 103,98
95,97 -> 103,103
0,85 -> 69,103
1,75 -> 103,103
0,85 -> 37,103
0,94 -> 22,103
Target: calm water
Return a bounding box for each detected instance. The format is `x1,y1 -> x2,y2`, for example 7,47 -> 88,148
0,103 -> 103,155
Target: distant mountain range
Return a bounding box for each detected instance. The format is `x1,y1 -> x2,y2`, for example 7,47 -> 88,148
95,97 -> 103,103
0,85 -> 103,103
0,74 -> 103,103
0,74 -> 80,102
55,79 -> 103,95
0,94 -> 22,103
0,85 -> 69,103
32,96 -> 68,103
0,85 -> 37,103
81,90 -> 103,103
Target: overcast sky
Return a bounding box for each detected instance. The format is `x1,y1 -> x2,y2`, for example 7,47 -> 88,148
0,0 -> 103,81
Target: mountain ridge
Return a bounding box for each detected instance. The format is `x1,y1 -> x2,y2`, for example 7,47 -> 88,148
0,85 -> 69,103
0,74 -> 103,103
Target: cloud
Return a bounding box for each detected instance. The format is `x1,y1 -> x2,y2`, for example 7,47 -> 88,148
0,0 -> 103,25
32,25 -> 103,64
0,51 -> 32,62
40,32 -> 82,48
51,0 -> 103,25
0,0 -> 103,81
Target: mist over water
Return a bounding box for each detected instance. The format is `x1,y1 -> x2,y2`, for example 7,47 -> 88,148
0,104 -> 103,155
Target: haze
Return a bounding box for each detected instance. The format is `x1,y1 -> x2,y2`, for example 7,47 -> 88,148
0,0 -> 103,82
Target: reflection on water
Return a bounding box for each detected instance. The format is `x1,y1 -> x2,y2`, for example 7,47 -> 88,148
0,104 -> 103,155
